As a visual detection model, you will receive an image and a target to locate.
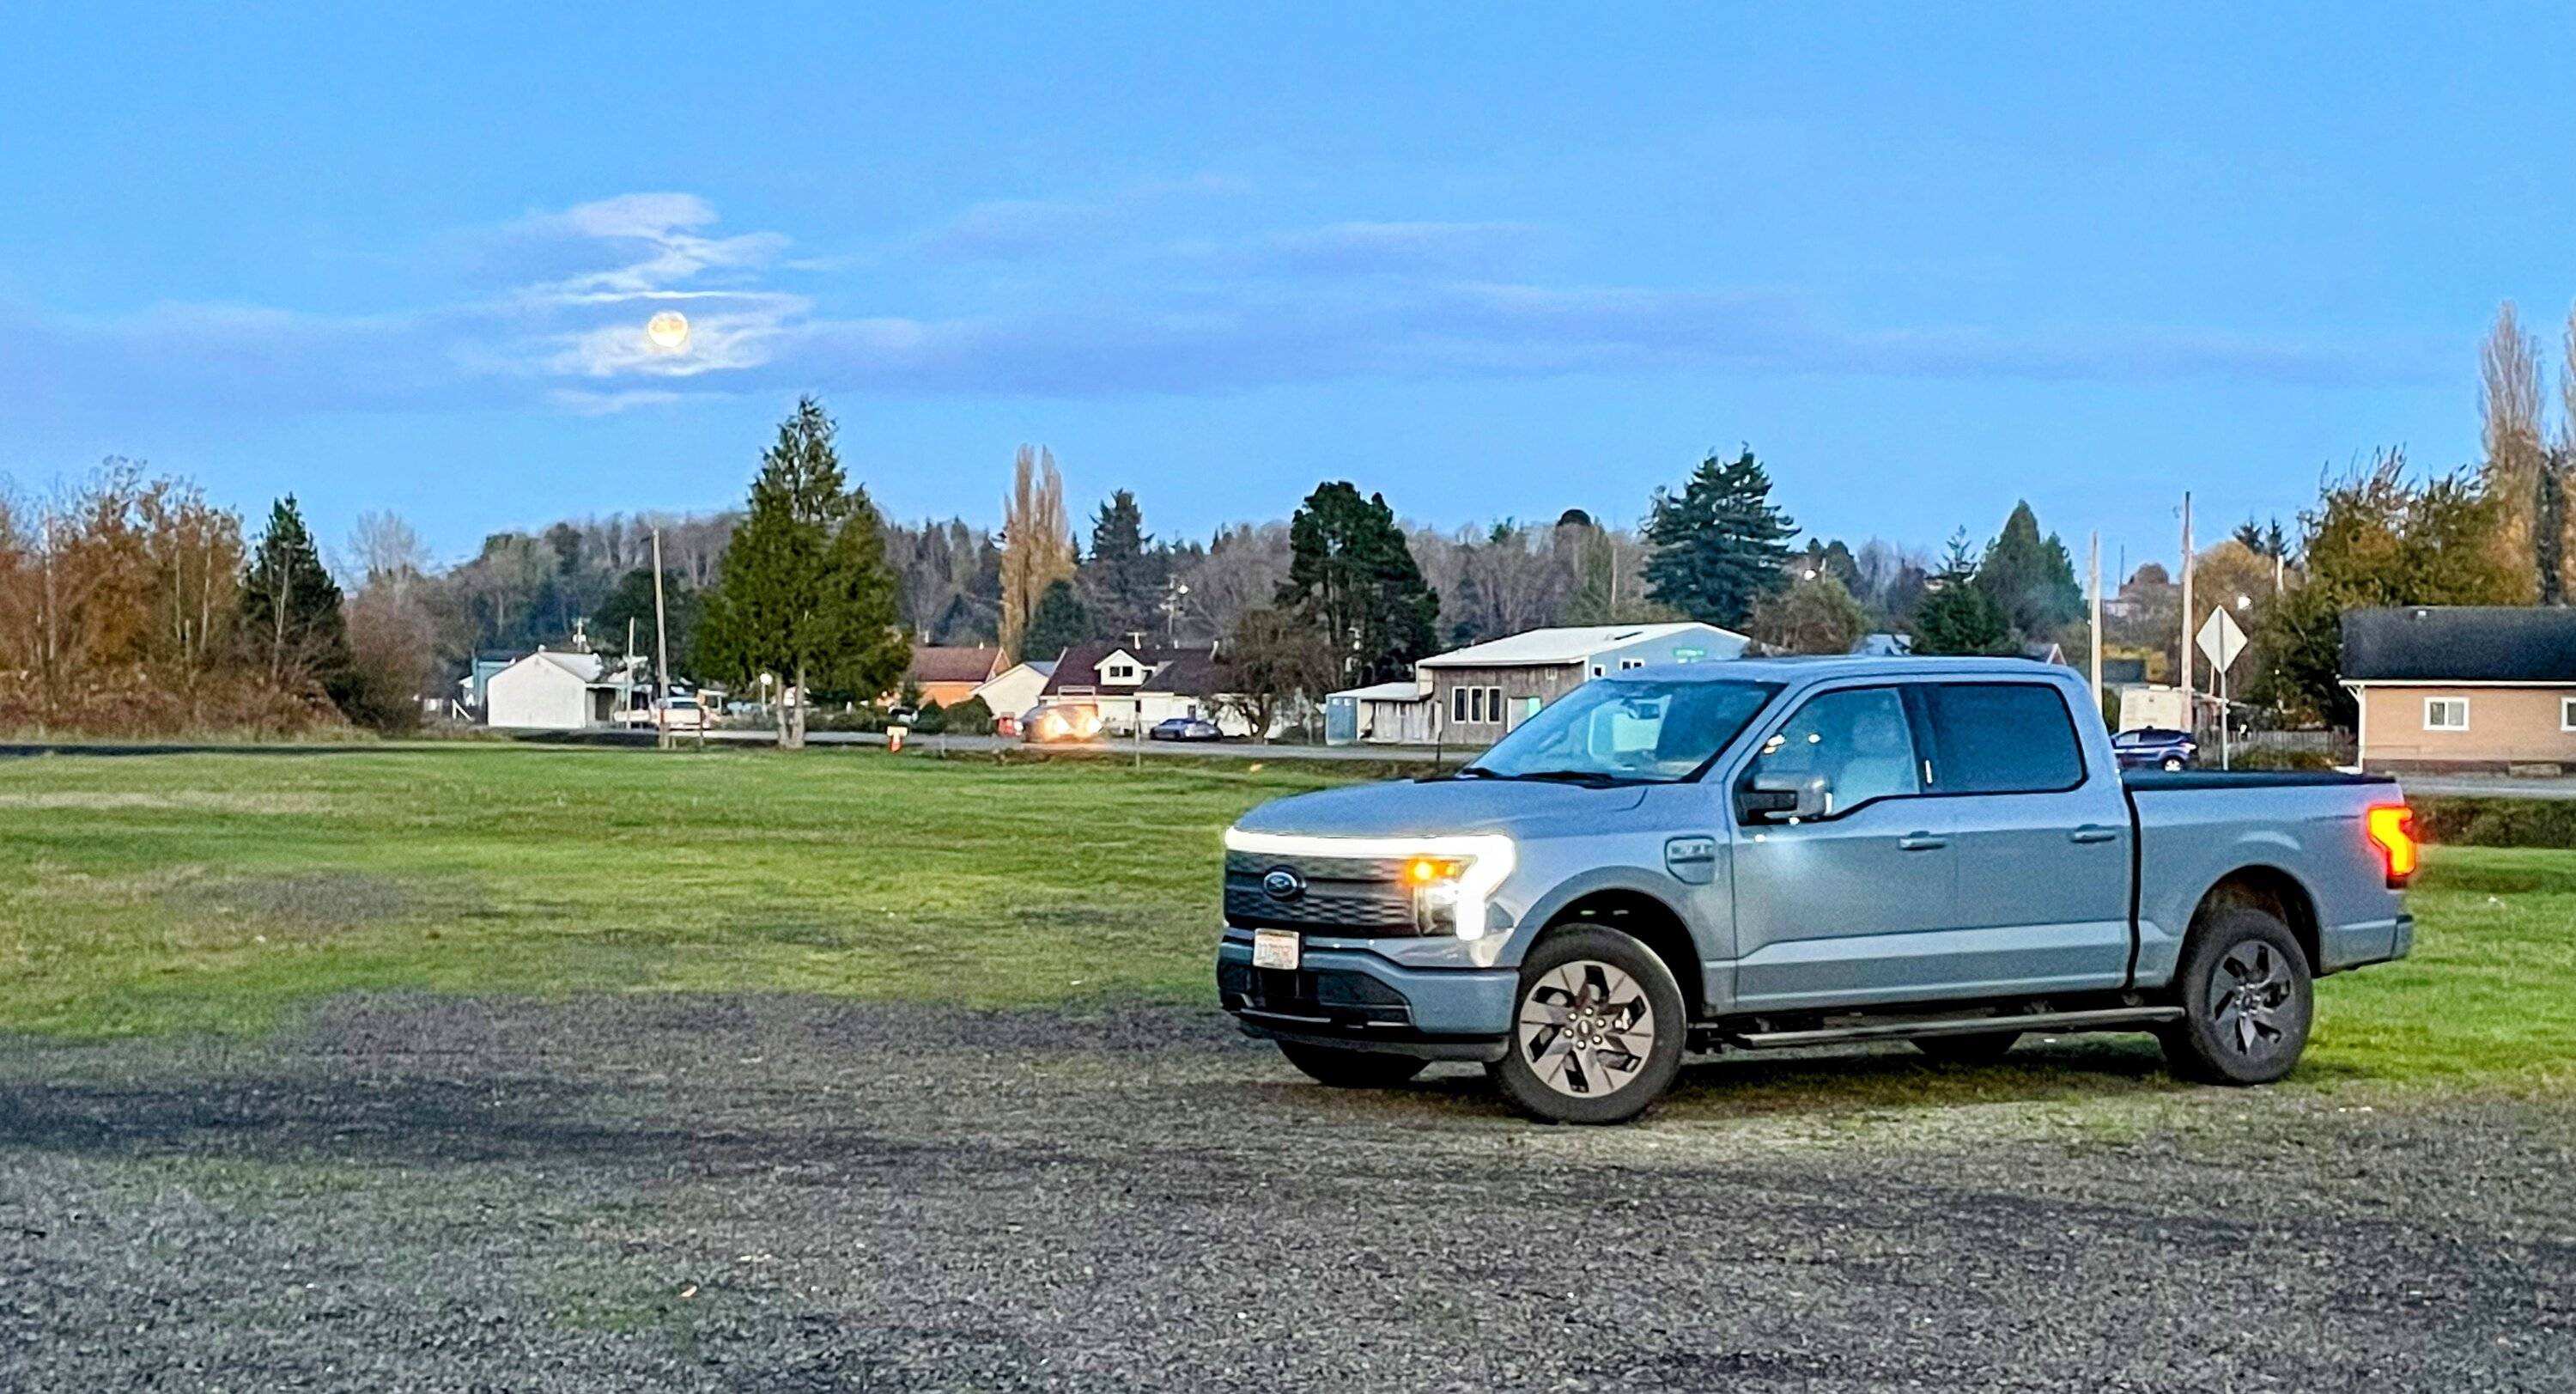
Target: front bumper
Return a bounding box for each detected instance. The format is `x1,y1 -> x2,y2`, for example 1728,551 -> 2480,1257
1217,930 -> 1515,1061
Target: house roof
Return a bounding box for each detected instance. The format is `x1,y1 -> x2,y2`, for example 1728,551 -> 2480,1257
2342,606 -> 2576,684
908,645 -> 1002,685
1041,644 -> 1235,698
1139,650 -> 1229,697
1413,623 -> 1742,669
1331,680 -> 1429,702
525,649 -> 608,683
1042,644 -> 1184,696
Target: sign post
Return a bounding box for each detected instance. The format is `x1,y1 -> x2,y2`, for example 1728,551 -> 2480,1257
2196,606 -> 2249,770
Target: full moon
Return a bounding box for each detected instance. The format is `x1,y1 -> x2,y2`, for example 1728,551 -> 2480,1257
645,310 -> 690,351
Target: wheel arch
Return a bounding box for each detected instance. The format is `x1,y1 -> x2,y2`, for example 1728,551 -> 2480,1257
2192,863 -> 2324,973
1524,886 -> 1704,1020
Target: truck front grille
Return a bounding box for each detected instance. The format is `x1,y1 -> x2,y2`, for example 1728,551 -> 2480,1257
1222,850 -> 1419,935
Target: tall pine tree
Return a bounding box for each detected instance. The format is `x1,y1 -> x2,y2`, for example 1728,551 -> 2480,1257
1277,482 -> 1438,687
1018,577 -> 1092,661
698,398 -> 909,747
1973,501 -> 2083,641
238,495 -> 354,714
1911,529 -> 2015,655
1641,447 -> 1797,627
1080,489 -> 1163,643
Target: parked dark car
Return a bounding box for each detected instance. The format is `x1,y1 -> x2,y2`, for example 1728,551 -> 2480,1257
2112,727 -> 2197,770
1150,715 -> 1224,742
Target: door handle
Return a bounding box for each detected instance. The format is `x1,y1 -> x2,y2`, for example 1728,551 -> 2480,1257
2069,825 -> 2120,844
1896,832 -> 1947,851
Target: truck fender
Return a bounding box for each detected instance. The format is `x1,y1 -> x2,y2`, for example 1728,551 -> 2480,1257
1506,867 -> 1713,966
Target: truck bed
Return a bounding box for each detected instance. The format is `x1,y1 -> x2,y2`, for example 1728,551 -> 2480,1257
2123,767 -> 2408,987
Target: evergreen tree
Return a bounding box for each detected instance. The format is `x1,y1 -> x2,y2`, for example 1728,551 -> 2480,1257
1912,531 -> 2015,655
238,495 -> 354,711
592,567 -> 701,676
697,397 -> 908,747
1018,577 -> 1092,661
1277,482 -> 1438,687
1079,489 -> 1163,642
1640,447 -> 1797,627
1973,501 -> 2083,640
2232,515 -> 2291,561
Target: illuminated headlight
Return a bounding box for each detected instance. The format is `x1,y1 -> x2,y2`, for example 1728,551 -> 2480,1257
1222,830 -> 1516,940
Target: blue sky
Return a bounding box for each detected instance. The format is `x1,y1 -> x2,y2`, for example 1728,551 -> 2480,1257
3,3 -> 2568,575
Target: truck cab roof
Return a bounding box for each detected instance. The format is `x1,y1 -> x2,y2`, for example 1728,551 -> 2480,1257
1610,654 -> 2073,685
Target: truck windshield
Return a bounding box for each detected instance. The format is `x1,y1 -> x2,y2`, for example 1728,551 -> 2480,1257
1465,679 -> 1781,783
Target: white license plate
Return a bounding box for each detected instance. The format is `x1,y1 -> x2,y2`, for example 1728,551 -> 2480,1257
1252,928 -> 1301,971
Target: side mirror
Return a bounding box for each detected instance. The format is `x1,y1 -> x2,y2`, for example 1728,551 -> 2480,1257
1739,773 -> 1829,824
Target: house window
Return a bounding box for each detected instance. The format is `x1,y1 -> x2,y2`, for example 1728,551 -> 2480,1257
2424,697 -> 2469,731
1620,658 -> 1646,671
1589,664 -> 1605,679
1107,662 -> 1135,681
1485,685 -> 1504,722
2562,696 -> 2576,732
1451,686 -> 1470,723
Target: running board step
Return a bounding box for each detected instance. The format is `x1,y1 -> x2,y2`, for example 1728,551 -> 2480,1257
1722,1006 -> 2185,1050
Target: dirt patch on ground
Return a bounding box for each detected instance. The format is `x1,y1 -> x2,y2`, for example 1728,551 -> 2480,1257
0,995 -> 2568,1391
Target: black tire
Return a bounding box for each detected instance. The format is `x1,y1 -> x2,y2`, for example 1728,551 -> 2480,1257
1276,1041 -> 1430,1089
2159,906 -> 2312,1085
1487,926 -> 1688,1125
1911,1031 -> 2021,1063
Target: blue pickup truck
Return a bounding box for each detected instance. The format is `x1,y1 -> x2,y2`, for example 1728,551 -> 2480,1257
1218,657 -> 2417,1123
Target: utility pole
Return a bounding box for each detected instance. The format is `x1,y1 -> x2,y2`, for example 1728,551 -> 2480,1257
2178,491 -> 2194,734
2088,530 -> 2104,710
651,529 -> 673,752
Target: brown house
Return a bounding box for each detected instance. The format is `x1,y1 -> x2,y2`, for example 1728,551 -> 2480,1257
2342,607 -> 2576,774
904,645 -> 1005,708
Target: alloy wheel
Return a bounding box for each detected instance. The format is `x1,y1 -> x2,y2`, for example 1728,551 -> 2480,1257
2208,940 -> 2294,1059
1516,959 -> 1656,1098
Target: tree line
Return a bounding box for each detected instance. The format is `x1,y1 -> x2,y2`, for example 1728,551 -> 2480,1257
6,299 -> 2567,740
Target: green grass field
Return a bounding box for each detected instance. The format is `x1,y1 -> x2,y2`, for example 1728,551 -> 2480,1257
1,746 -> 2567,1092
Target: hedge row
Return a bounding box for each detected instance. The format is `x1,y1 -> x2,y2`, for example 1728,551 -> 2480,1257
2409,796 -> 2576,849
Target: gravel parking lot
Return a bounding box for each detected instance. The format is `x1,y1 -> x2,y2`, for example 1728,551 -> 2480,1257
2,995 -> 2569,1391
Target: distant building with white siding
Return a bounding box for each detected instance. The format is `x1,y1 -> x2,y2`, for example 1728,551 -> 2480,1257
483,648 -> 647,730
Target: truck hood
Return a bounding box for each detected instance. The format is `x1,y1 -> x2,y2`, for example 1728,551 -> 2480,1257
1231,776 -> 1647,840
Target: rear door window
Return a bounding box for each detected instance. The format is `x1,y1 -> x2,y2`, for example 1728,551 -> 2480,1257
1925,683 -> 2085,794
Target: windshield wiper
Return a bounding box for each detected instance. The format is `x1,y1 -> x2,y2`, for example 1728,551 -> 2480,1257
1490,769 -> 1630,788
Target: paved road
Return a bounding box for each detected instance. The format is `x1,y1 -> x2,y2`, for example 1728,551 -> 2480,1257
3,995 -> 2568,1391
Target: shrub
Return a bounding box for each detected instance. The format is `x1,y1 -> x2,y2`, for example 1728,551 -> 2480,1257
2409,796 -> 2576,849
911,698 -> 947,735
2230,746 -> 2337,772
945,696 -> 994,734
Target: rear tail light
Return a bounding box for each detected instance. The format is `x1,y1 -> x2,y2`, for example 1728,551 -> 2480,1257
2366,804 -> 2418,888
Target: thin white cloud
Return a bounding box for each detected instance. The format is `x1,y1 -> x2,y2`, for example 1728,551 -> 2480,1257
0,188 -> 2437,431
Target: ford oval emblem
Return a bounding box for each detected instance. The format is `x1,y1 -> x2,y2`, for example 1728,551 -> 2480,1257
1261,867 -> 1306,902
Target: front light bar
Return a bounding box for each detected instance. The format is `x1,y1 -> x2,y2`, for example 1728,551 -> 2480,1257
1222,829 -> 1518,940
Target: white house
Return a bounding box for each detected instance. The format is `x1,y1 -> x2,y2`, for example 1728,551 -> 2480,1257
1039,642 -> 1275,737
483,648 -> 647,730
969,660 -> 1056,722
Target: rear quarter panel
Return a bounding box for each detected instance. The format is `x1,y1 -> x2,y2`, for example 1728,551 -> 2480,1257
2130,779 -> 2408,984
